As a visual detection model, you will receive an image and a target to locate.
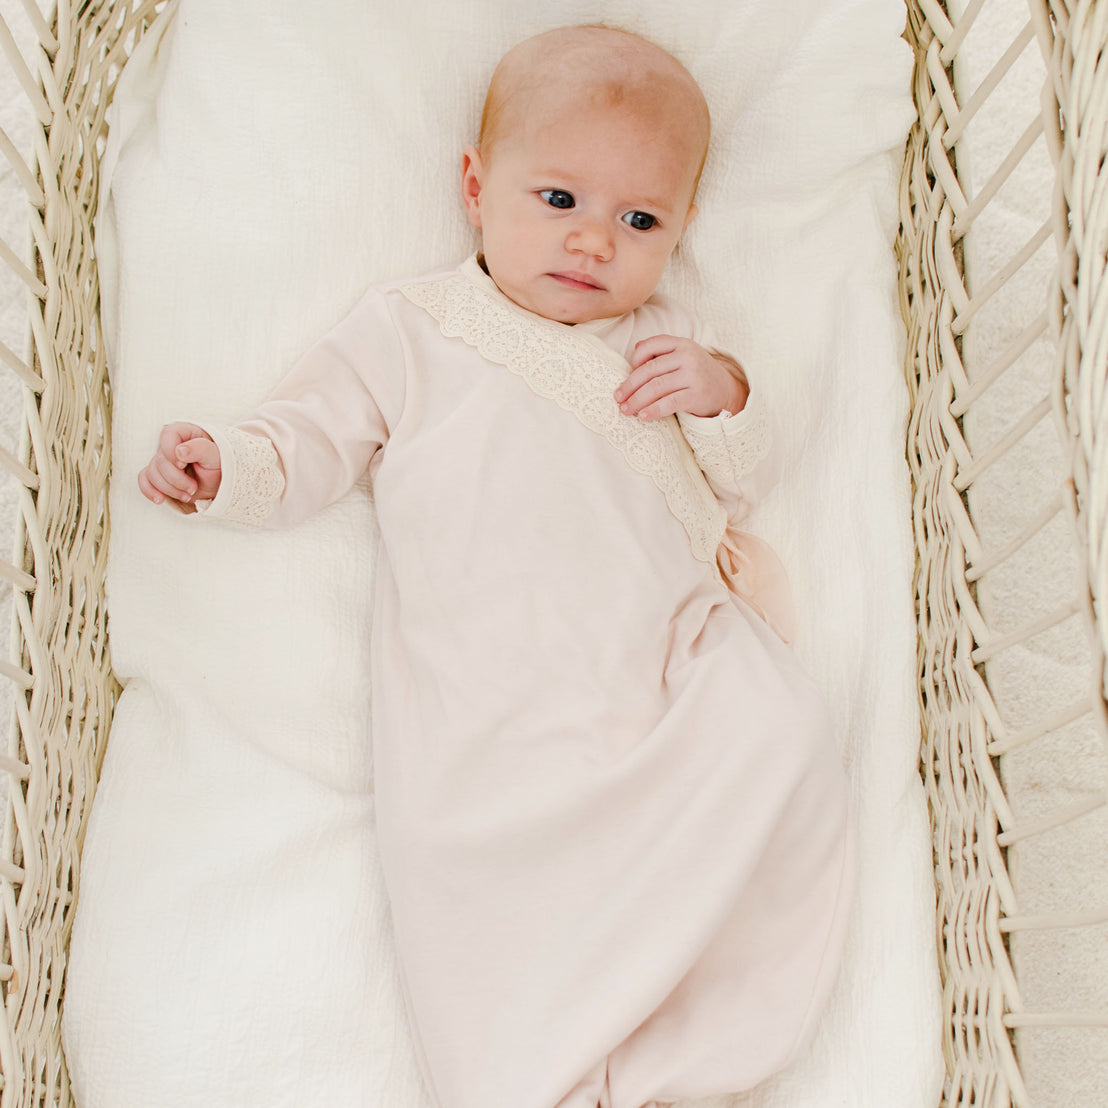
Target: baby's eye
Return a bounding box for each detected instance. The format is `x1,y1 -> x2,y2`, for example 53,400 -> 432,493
622,211 -> 657,231
539,189 -> 575,210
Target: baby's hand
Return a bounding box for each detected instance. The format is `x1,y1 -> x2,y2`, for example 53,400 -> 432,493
614,335 -> 749,422
138,422 -> 222,512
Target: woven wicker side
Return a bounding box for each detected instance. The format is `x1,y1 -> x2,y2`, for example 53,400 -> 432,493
1050,1 -> 1108,713
0,2 -> 162,1104
899,1 -> 1108,1105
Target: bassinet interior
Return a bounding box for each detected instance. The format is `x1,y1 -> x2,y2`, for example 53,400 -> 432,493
0,1 -> 1105,1105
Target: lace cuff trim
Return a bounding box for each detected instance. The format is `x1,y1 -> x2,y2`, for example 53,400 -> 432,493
399,269 -> 726,566
194,424 -> 285,528
678,400 -> 772,492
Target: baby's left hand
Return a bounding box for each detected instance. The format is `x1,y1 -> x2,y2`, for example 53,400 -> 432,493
614,335 -> 749,422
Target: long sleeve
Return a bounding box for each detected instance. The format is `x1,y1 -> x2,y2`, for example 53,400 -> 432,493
677,388 -> 778,525
193,425 -> 286,526
196,289 -> 406,529
623,293 -> 779,525
639,304 -> 793,641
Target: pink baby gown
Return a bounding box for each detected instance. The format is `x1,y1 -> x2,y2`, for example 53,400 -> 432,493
197,256 -> 852,1108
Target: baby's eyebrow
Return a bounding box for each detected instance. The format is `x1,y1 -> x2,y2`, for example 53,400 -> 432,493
531,167 -> 576,182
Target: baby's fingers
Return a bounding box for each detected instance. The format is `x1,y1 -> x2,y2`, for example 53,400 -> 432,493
138,465 -> 184,507
631,388 -> 693,423
175,436 -> 220,472
137,467 -> 165,505
154,451 -> 199,496
138,467 -> 196,512
615,355 -> 680,407
157,421 -> 211,465
617,360 -> 689,419
621,375 -> 691,421
629,333 -> 682,369
138,453 -> 196,509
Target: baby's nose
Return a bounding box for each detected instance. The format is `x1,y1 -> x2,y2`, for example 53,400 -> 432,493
567,218 -> 614,261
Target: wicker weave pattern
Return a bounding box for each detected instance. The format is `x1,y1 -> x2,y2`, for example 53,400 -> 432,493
1051,0 -> 1108,703
0,3 -> 161,1105
898,14 -> 1026,1100
899,2 -> 1108,1105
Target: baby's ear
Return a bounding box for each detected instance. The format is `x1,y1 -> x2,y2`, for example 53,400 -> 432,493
460,145 -> 485,229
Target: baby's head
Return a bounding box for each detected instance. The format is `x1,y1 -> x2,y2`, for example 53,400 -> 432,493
461,25 -> 710,324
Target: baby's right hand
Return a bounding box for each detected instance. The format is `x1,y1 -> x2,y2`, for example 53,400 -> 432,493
138,422 -> 222,512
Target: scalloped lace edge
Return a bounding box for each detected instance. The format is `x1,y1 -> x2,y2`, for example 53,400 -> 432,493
399,273 -> 726,566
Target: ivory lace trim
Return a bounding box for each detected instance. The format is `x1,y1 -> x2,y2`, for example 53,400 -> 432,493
400,272 -> 726,565
211,426 -> 285,527
679,408 -> 772,490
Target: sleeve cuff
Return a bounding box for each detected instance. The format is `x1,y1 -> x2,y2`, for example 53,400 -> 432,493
678,391 -> 772,489
190,422 -> 237,520
677,381 -> 765,429
189,421 -> 285,527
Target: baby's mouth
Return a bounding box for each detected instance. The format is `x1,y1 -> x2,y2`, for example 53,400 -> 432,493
548,271 -> 605,291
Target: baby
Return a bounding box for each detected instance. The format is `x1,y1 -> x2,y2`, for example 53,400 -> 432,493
139,25 -> 850,1108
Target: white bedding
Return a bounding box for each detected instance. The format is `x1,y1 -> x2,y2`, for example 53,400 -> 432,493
62,1 -> 942,1105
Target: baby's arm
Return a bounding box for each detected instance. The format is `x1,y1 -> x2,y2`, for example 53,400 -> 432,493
613,330 -> 775,521
617,309 -> 790,636
676,390 -> 776,524
614,335 -> 748,421
138,422 -> 222,512
137,288 -> 405,529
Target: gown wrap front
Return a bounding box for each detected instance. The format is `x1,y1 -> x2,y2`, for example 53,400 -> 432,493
196,257 -> 852,1108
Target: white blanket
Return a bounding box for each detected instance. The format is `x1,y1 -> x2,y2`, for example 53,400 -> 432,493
63,1 -> 943,1105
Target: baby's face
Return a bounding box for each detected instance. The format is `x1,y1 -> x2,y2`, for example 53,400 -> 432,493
461,103 -> 701,324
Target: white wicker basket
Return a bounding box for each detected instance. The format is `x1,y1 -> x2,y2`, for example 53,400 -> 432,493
0,1 -> 1105,1104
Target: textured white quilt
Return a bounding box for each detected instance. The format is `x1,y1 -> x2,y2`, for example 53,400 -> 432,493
62,0 -> 943,1105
